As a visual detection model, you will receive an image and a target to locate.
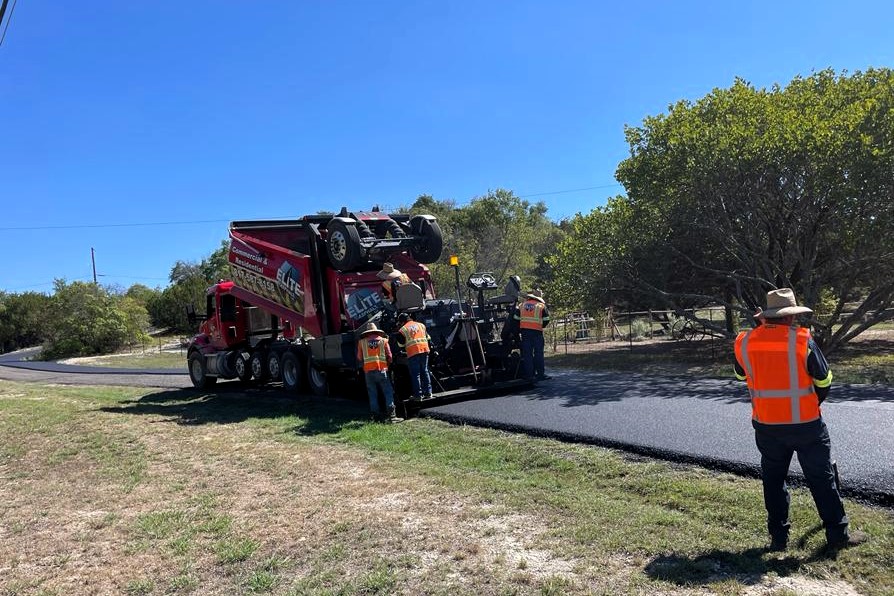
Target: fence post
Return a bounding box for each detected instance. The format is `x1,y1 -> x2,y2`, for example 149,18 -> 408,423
628,311 -> 633,351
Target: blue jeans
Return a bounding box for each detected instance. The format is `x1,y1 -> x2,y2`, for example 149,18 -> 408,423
754,419 -> 848,543
407,353 -> 432,397
365,369 -> 395,414
520,329 -> 545,379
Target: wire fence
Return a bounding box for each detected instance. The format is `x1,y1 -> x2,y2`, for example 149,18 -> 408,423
545,306 -> 732,355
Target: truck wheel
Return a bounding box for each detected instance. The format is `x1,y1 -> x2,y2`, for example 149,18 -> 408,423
281,352 -> 304,392
307,360 -> 329,396
234,352 -> 252,382
326,219 -> 362,271
408,215 -> 443,264
249,351 -> 268,383
188,351 -> 217,389
267,352 -> 282,381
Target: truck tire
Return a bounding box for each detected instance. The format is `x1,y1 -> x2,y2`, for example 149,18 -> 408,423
281,352 -> 304,392
326,219 -> 362,271
249,351 -> 268,383
267,352 -> 282,381
307,360 -> 329,396
234,352 -> 252,383
188,351 -> 217,389
408,215 -> 443,264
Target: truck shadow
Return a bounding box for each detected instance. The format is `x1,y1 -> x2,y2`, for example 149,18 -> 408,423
98,383 -> 372,435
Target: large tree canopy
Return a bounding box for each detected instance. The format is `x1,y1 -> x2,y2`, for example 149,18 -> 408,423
410,190 -> 560,299
553,68 -> 894,353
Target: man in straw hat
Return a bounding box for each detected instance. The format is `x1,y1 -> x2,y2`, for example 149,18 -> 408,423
356,323 -> 401,422
377,262 -> 411,303
514,288 -> 551,381
734,288 -> 866,551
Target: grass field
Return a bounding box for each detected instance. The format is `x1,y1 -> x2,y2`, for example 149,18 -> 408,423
1,380 -> 892,595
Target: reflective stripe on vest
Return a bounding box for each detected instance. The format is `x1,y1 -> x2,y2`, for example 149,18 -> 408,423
360,338 -> 389,372
735,325 -> 820,425
400,322 -> 430,357
519,299 -> 545,331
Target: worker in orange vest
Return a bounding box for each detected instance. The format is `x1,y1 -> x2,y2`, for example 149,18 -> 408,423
397,312 -> 432,400
734,288 -> 866,552
514,288 -> 551,381
377,262 -> 412,303
356,323 -> 400,422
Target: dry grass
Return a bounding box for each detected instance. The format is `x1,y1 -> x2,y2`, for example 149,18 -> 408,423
1,381 -> 891,595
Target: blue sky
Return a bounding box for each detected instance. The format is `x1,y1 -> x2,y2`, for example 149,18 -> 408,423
1,1 -> 892,293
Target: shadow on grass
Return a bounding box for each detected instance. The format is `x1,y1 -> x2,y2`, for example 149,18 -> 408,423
644,539 -> 844,588
99,382 -> 372,436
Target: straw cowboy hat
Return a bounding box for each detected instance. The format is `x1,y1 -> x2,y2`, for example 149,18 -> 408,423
377,262 -> 402,280
525,288 -> 545,303
360,323 -> 387,336
755,288 -> 813,319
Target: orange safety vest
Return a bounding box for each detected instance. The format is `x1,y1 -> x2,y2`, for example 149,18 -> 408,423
734,324 -> 821,425
518,299 -> 546,331
359,337 -> 390,372
399,322 -> 430,357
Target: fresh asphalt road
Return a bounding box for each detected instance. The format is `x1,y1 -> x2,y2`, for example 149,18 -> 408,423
2,350 -> 892,504
424,368 -> 894,505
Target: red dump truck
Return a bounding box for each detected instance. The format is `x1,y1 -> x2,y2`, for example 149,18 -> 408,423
185,208 -> 527,409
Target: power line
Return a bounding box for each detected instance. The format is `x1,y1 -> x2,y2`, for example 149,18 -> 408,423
518,184 -> 622,199
0,183 -> 625,231
0,0 -> 18,47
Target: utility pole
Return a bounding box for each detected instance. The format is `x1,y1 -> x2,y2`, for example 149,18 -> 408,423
91,247 -> 97,284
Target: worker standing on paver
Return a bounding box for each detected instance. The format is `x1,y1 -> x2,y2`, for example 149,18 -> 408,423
734,288 -> 866,552
515,288 -> 551,381
357,323 -> 401,422
377,262 -> 412,303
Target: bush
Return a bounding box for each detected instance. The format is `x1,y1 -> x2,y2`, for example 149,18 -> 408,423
41,281 -> 149,359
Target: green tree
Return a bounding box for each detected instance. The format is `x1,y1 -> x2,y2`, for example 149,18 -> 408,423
150,240 -> 230,332
410,191 -> 560,300
0,291 -> 52,352
557,68 -> 894,352
42,281 -> 130,359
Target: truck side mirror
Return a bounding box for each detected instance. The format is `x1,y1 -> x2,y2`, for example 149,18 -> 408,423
186,304 -> 207,325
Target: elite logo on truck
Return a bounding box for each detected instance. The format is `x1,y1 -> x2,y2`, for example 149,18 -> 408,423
229,239 -> 305,313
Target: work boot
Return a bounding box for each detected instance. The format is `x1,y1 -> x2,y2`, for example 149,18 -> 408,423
766,536 -> 788,552
826,530 -> 868,551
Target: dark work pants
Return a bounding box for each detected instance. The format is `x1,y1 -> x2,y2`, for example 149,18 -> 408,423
407,352 -> 432,398
520,329 -> 545,379
753,419 -> 848,543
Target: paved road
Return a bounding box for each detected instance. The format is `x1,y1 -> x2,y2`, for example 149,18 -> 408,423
424,368 -> 894,505
2,350 -> 892,504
